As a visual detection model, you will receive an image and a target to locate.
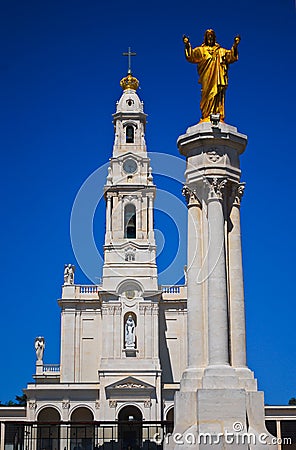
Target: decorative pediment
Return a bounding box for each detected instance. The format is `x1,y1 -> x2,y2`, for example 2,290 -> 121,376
116,152 -> 149,164
105,377 -> 154,399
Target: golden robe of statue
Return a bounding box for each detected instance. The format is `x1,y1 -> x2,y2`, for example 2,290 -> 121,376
183,29 -> 240,122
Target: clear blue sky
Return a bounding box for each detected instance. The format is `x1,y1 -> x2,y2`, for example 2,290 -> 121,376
0,0 -> 295,405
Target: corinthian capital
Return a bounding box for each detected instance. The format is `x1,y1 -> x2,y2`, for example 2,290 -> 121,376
182,186 -> 201,207
204,177 -> 227,200
233,182 -> 246,206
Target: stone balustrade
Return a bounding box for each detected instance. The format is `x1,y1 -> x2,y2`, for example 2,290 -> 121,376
61,284 -> 101,300
42,364 -> 60,373
61,284 -> 187,301
79,285 -> 99,294
161,285 -> 187,300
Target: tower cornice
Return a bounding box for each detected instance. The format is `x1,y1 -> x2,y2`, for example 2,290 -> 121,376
113,111 -> 147,121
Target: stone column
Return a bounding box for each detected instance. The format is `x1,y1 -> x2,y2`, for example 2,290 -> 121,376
0,423 -> 5,450
148,194 -> 154,241
101,306 -> 113,358
114,305 -> 122,358
139,304 -> 146,357
119,194 -> 123,238
137,195 -> 142,238
146,306 -> 153,358
105,194 -> 112,241
229,183 -> 247,367
152,303 -> 159,359
60,309 -> 76,382
206,177 -> 230,366
59,424 -> 68,450
168,122 -> 277,449
182,186 -> 205,371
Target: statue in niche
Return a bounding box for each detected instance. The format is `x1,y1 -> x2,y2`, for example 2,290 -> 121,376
35,336 -> 45,361
125,314 -> 135,348
64,263 -> 75,285
183,29 -> 240,122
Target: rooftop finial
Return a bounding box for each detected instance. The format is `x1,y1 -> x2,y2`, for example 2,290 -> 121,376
120,46 -> 139,91
122,46 -> 136,74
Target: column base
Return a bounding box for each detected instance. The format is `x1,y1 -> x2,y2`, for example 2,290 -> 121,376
179,367 -> 204,391
235,367 -> 258,390
165,389 -> 277,450
202,364 -> 239,389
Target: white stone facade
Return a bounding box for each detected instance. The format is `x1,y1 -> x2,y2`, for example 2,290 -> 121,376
23,78 -> 187,425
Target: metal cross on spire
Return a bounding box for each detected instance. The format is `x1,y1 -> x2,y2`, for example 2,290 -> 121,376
123,47 -> 136,74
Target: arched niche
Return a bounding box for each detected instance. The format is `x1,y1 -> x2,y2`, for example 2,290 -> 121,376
124,311 -> 137,351
117,279 -> 144,299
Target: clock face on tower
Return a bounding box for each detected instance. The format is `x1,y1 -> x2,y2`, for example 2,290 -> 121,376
123,158 -> 138,174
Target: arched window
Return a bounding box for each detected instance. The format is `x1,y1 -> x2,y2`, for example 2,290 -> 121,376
124,204 -> 136,238
126,125 -> 134,143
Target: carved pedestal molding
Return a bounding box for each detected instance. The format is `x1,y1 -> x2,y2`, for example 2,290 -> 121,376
206,148 -> 223,163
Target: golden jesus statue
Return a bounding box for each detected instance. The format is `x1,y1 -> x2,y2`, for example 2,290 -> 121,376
183,29 -> 240,122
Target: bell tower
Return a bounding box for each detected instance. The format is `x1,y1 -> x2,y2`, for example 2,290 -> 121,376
98,66 -> 162,421
101,70 -> 158,294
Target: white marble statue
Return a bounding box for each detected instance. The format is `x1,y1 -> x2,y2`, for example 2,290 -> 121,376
125,314 -> 135,348
35,336 -> 45,361
64,263 -> 75,285
184,264 -> 188,285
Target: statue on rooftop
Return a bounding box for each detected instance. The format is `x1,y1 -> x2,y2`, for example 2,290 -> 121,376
183,29 -> 240,122
35,336 -> 45,361
64,263 -> 75,285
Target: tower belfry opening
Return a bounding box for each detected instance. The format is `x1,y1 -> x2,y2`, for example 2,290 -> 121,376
124,203 -> 136,238
126,124 -> 134,143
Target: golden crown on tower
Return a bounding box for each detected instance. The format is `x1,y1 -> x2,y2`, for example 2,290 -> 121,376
120,73 -> 139,91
